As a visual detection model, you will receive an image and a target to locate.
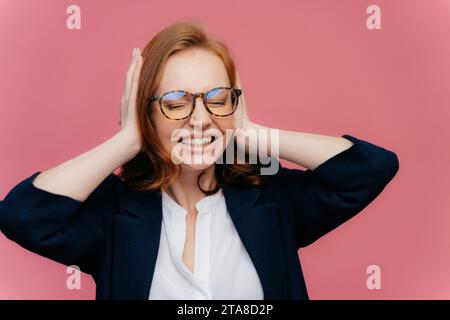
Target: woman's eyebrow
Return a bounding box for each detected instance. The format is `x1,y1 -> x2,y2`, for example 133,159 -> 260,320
191,86 -> 229,93
160,85 -> 229,94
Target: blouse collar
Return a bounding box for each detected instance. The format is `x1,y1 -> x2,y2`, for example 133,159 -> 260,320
162,188 -> 224,215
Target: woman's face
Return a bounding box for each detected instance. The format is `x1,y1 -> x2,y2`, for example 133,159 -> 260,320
151,47 -> 235,172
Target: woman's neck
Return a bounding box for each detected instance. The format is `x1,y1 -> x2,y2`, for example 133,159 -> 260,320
166,164 -> 217,213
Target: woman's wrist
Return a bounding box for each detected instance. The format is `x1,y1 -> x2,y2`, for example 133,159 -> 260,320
116,129 -> 142,159
235,121 -> 277,159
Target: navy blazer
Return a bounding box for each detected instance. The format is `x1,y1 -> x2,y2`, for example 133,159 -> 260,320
0,134 -> 399,299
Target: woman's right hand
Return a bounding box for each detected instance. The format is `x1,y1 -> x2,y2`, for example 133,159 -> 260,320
119,47 -> 144,152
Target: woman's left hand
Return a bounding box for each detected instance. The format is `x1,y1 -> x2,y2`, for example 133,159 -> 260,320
233,71 -> 252,133
232,71 -> 275,159
233,71 -> 258,156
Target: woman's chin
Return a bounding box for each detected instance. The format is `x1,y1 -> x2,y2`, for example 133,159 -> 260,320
177,150 -> 221,169
180,161 -> 214,172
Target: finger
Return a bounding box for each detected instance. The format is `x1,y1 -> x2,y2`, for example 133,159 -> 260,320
240,92 -> 249,121
125,48 -> 137,89
235,70 -> 242,89
120,49 -> 136,127
233,103 -> 243,129
124,48 -> 139,102
120,93 -> 126,128
124,48 -> 140,104
129,50 -> 143,108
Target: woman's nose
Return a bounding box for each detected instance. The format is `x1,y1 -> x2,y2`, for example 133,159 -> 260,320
189,96 -> 212,127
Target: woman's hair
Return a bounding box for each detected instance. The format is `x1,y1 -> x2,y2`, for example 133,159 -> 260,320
117,19 -> 267,195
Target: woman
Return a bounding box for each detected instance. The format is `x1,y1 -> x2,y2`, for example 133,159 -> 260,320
0,20 -> 399,300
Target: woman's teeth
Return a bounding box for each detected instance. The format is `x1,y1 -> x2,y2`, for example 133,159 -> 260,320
180,137 -> 214,145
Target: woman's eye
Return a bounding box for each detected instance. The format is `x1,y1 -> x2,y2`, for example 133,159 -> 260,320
208,101 -> 226,106
168,104 -> 188,110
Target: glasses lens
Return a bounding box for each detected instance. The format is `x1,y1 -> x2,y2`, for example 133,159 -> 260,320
205,88 -> 237,116
161,91 -> 193,119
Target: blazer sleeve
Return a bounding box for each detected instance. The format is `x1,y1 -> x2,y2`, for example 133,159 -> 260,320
273,134 -> 399,248
0,171 -> 118,276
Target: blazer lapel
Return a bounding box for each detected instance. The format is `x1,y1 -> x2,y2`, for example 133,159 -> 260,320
109,181 -> 289,300
110,186 -> 163,299
222,185 -> 289,299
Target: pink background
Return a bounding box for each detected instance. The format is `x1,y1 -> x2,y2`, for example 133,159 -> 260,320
0,0 -> 448,299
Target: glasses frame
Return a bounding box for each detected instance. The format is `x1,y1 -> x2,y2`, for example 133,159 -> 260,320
149,86 -> 242,120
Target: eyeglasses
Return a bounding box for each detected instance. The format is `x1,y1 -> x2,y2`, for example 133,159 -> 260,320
149,86 -> 242,120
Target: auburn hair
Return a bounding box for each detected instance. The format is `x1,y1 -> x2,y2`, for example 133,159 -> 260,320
117,19 -> 267,195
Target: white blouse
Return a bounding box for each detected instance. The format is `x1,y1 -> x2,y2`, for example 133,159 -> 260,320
148,188 -> 264,300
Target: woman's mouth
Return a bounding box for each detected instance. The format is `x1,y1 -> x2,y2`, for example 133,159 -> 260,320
178,136 -> 216,146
